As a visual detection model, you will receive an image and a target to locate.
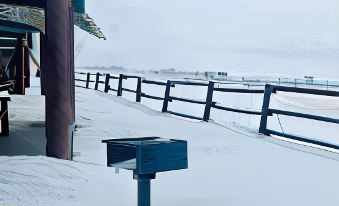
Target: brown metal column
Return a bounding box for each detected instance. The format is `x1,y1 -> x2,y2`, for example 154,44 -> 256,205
42,0 -> 74,159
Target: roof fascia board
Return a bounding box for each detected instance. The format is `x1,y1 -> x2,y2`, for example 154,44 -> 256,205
0,0 -> 45,8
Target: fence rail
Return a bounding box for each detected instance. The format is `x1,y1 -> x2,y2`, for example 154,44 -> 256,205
214,87 -> 264,93
212,103 -> 262,116
141,93 -> 165,101
75,72 -> 339,151
171,81 -> 209,87
142,79 -> 168,86
169,96 -> 206,105
259,84 -> 339,150
167,110 -> 203,121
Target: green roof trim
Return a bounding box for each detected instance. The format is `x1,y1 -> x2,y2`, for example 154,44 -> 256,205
74,12 -> 106,40
0,4 -> 106,39
0,25 -> 38,34
0,4 -> 45,33
71,0 -> 85,13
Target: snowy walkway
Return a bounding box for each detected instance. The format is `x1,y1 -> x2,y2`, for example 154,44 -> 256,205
0,94 -> 46,156
1,87 -> 339,206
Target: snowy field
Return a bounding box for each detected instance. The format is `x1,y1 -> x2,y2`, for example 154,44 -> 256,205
1,84 -> 339,205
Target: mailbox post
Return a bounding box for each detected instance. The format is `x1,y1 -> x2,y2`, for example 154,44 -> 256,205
134,173 -> 155,206
102,137 -> 188,206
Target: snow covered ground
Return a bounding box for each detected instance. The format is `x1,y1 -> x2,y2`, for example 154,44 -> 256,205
77,71 -> 339,145
1,85 -> 339,206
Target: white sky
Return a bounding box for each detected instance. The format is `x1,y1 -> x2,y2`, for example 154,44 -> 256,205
75,0 -> 339,78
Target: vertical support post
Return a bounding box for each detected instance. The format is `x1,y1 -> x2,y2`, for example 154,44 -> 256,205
136,77 -> 142,102
104,73 -> 111,93
162,80 -> 171,112
117,74 -> 123,96
327,80 -> 329,90
69,8 -> 76,160
21,41 -> 25,94
26,33 -> 33,88
42,0 -> 74,159
94,72 -> 100,90
134,173 -> 155,206
23,33 -> 33,89
86,72 -> 90,88
259,85 -> 273,135
39,33 -> 45,95
137,178 -> 151,206
0,98 -> 10,136
203,81 -> 214,121
9,37 -> 25,94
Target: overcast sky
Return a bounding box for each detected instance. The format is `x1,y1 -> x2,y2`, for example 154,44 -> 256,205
75,0 -> 339,78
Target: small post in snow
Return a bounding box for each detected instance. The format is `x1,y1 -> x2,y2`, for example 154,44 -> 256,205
94,72 -> 100,90
136,77 -> 142,102
117,74 -> 123,96
259,84 -> 273,135
203,81 -> 214,121
86,72 -> 90,88
327,80 -> 329,90
104,73 -> 111,93
162,80 -> 172,112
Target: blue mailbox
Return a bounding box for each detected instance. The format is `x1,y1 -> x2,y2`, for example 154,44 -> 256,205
102,137 -> 188,206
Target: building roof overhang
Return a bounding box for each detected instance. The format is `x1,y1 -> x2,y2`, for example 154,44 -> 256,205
74,12 -> 106,40
0,3 -> 45,33
0,2 -> 106,39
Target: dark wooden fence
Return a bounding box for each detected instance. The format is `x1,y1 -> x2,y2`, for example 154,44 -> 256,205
75,72 -> 339,150
259,84 -> 339,150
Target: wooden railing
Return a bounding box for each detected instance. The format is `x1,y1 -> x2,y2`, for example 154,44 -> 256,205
259,84 -> 339,150
75,72 -> 339,150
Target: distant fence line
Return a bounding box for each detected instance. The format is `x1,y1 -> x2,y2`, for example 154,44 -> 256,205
75,72 -> 339,151
192,74 -> 339,90
142,71 -> 339,90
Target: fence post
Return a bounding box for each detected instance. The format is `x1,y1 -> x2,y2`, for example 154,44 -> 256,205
104,73 -> 110,93
86,72 -> 90,88
259,84 -> 273,135
203,81 -> 214,121
162,80 -> 171,112
294,79 -> 297,87
117,74 -> 123,96
94,72 -> 100,90
136,77 -> 142,102
327,80 -> 329,90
